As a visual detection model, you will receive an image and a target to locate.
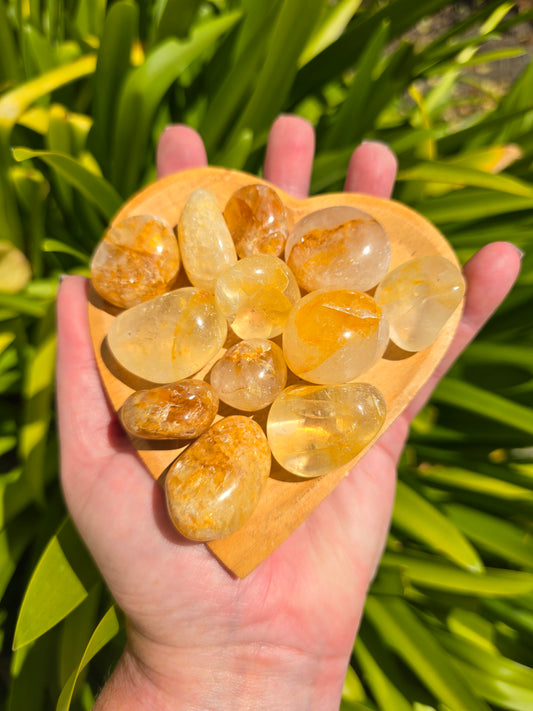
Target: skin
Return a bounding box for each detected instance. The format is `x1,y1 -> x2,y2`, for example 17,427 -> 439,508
56,115 -> 522,710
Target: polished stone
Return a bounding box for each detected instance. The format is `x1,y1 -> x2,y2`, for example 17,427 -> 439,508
178,189 -> 237,291
91,215 -> 180,308
120,380 -> 218,439
165,416 -> 271,540
215,254 -> 300,339
267,383 -> 386,477
374,255 -> 465,351
283,289 -> 389,384
210,339 -> 287,411
224,184 -> 288,258
107,287 -> 227,383
285,206 -> 391,292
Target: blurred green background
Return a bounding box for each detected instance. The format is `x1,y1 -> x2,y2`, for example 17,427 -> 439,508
1,1 -> 533,709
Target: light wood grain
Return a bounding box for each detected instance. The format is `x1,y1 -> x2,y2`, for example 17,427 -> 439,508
88,167 -> 464,578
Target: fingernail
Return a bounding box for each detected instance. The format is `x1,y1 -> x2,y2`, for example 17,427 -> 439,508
59,273 -> 68,284
513,245 -> 525,259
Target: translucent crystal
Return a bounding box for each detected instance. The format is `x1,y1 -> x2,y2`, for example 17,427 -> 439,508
107,287 -> 227,384
283,289 -> 389,384
178,189 -> 237,291
120,380 -> 218,439
165,416 -> 271,540
285,206 -> 391,293
224,184 -> 288,258
374,255 -> 465,351
267,383 -> 386,477
210,339 -> 287,411
90,215 -> 180,309
215,254 -> 300,339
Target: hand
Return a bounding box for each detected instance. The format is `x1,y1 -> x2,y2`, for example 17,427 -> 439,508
56,116 -> 522,710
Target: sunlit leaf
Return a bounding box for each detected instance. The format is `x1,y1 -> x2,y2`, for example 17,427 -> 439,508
13,517 -> 100,650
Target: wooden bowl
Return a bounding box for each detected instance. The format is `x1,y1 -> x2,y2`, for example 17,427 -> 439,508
88,166 -> 464,578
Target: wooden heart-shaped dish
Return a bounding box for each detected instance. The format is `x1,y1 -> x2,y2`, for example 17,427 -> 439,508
88,166 -> 464,578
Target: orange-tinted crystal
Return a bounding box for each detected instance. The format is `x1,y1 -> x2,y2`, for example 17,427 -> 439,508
224,184 -> 288,258
120,380 -> 218,439
91,214 -> 180,308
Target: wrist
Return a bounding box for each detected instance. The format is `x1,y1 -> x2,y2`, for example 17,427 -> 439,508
94,634 -> 348,711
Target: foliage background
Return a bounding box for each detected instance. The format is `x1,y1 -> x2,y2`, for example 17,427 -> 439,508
1,1 -> 533,709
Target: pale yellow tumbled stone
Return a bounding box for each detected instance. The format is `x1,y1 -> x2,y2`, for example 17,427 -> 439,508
165,416 -> 271,540
210,339 -> 287,411
267,383 -> 386,477
178,189 -> 237,291
283,289 -> 389,384
285,206 -> 391,293
374,255 -> 465,351
107,287 -> 227,383
215,255 -> 300,339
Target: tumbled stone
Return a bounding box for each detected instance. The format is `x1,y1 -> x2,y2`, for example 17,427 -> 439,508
215,255 -> 300,339
267,383 -> 386,477
165,416 -> 271,540
91,215 -> 180,308
374,255 -> 465,351
285,206 -> 391,293
120,380 -> 218,440
178,189 -> 237,291
283,289 -> 389,384
107,287 -> 227,383
210,339 -> 287,411
224,184 -> 288,258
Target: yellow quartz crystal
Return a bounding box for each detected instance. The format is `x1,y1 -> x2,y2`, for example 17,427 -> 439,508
267,383 -> 386,477
283,289 -> 389,384
375,255 -> 465,351
178,189 -> 237,291
210,339 -> 287,411
165,416 -> 271,540
107,287 -> 227,384
91,215 -> 180,309
215,255 -> 300,339
285,206 -> 391,292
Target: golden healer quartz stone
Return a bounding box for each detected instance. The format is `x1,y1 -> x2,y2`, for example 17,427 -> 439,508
210,339 -> 287,411
215,254 -> 300,339
283,289 -> 389,384
224,184 -> 288,258
375,255 -> 465,351
178,189 -> 237,291
90,215 -> 180,308
285,206 -> 391,293
107,287 -> 227,384
120,380 -> 218,440
267,383 -> 386,478
165,416 -> 271,541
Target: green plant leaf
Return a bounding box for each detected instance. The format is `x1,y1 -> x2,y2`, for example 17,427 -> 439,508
229,0 -> 325,140
12,147 -> 122,221
88,0 -> 138,174
393,481 -> 484,572
354,634 -> 413,711
433,378 -> 533,436
13,517 -> 100,650
112,11 -> 241,196
0,511 -> 37,600
365,595 -> 490,711
57,605 -> 121,711
398,161 -> 533,197
381,553 -> 533,596
154,0 -> 200,41
443,504 -> 533,569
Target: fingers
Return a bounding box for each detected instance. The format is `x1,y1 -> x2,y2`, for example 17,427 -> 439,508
344,141 -> 398,198
263,115 -> 315,198
156,125 -> 208,178
403,241 -> 522,421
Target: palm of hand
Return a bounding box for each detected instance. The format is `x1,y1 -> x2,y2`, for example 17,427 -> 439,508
56,117 -> 520,692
